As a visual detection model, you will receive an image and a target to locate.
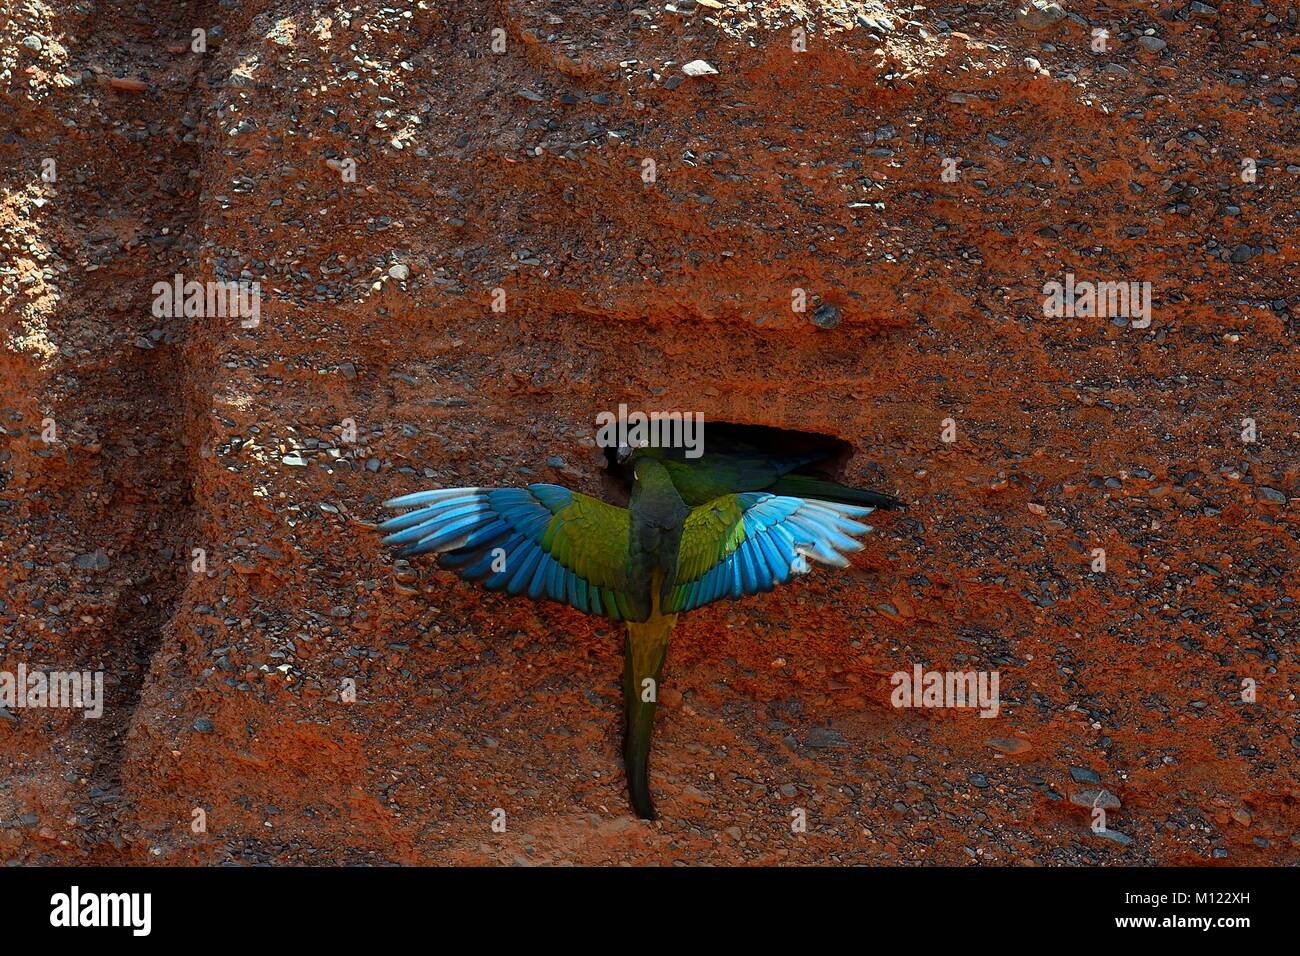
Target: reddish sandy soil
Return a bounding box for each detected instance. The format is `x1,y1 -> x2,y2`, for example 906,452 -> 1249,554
1,0 -> 1297,865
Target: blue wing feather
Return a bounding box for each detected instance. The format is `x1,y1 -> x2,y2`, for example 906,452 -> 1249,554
381,486 -> 631,620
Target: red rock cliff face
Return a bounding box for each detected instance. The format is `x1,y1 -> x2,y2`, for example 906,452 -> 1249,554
0,0 -> 1296,864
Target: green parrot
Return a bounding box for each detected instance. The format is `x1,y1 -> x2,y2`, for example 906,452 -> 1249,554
377,450 -> 892,819
612,442 -> 904,512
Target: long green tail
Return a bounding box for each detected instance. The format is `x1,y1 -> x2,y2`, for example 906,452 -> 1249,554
769,473 -> 903,510
622,613 -> 675,820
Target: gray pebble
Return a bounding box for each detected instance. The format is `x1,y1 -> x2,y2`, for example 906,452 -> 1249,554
807,726 -> 848,749
812,303 -> 841,329
1093,827 -> 1133,846
1015,1 -> 1067,32
1069,766 -> 1102,785
1070,788 -> 1121,809
74,549 -> 109,571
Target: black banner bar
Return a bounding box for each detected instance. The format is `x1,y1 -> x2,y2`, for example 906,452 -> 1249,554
1,866 -> 1280,942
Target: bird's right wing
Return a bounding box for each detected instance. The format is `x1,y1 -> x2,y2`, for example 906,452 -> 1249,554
378,485 -> 636,619
667,492 -> 876,613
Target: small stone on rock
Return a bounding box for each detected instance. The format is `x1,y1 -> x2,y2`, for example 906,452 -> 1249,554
75,549 -> 110,571
1015,1 -> 1067,32
682,60 -> 718,77
1071,788 -> 1121,810
1093,828 -> 1133,846
812,303 -> 841,329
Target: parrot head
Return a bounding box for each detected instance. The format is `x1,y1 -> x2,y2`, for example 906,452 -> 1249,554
615,439 -> 657,465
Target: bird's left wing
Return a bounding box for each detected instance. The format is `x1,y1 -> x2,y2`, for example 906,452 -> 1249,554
378,485 -> 636,619
667,492 -> 876,613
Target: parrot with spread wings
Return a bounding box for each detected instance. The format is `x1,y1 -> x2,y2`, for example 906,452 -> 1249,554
376,444 -> 901,819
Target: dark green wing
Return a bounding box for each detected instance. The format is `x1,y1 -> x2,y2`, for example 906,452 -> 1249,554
659,451 -> 817,505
